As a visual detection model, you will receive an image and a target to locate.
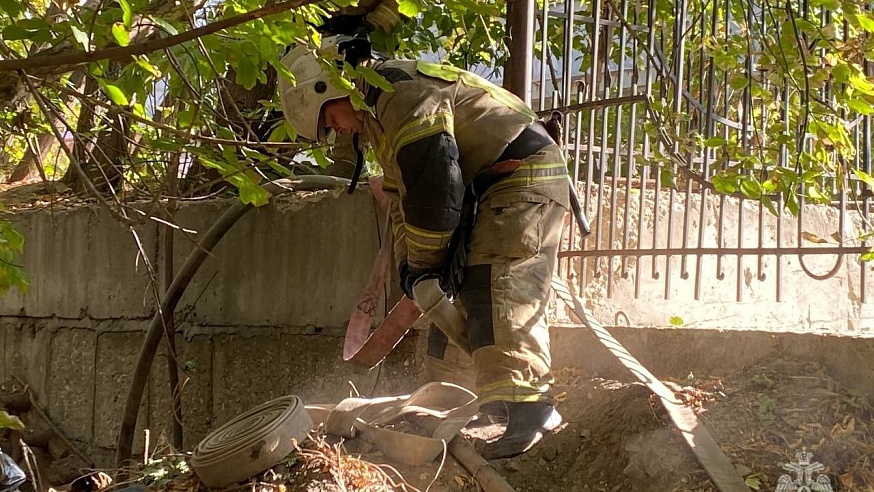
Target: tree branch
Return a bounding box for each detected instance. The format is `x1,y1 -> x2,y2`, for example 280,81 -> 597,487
0,0 -> 320,73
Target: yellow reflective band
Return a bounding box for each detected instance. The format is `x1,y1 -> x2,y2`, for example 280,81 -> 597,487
394,112 -> 454,155
492,175 -> 568,188
406,237 -> 444,251
519,162 -> 568,171
477,379 -> 550,393
405,223 -> 453,240
480,393 -> 548,404
416,61 -> 537,119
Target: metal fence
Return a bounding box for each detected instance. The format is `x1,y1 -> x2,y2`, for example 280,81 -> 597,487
532,0 -> 874,303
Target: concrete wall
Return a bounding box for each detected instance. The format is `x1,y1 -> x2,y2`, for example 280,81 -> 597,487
2,184 -> 873,466
567,184 -> 874,334
0,188 -> 420,466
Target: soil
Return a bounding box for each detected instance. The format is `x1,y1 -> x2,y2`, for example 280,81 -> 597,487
290,356 -> 874,492
37,358 -> 874,492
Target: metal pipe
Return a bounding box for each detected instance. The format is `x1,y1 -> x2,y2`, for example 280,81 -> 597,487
664,0 -> 688,298
538,0 -> 549,111
505,0 -> 535,104
115,176 -> 351,471
559,247 -> 867,258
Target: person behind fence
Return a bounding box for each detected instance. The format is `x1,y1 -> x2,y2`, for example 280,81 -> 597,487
278,37 -> 571,459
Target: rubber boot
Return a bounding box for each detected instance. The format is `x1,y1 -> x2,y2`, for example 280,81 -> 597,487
478,402 -> 563,460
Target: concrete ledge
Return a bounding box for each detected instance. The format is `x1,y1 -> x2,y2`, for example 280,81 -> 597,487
550,324 -> 874,398
3,320 -> 872,467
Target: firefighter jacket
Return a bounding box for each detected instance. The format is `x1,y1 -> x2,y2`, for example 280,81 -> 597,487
359,60 -> 570,272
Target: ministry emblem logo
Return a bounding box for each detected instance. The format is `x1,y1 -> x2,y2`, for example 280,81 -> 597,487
775,447 -> 834,492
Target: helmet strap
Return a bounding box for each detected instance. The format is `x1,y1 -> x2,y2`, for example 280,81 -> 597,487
347,133 -> 365,194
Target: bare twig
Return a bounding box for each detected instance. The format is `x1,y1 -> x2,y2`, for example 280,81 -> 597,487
19,439 -> 43,492
0,0 -> 322,73
22,72 -> 137,227
44,79 -> 312,149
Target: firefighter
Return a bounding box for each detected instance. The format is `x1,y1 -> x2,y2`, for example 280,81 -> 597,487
278,40 -> 570,459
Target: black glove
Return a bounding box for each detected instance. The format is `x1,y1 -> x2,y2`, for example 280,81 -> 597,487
399,261 -> 442,299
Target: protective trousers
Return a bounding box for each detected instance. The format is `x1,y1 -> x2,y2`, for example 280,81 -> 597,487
425,144 -> 568,405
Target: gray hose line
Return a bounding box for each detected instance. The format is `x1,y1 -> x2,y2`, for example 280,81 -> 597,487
115,176 -> 351,471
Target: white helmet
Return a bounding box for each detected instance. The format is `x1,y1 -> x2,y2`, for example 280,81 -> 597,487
278,37 -> 351,143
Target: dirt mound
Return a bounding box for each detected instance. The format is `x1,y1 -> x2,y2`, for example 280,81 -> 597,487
35,356 -> 872,492
483,357 -> 874,492
395,357 -> 874,492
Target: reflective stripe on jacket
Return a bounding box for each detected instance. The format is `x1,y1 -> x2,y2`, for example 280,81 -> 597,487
361,60 -> 567,271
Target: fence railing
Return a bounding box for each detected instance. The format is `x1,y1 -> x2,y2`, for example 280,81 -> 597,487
533,0 -> 874,302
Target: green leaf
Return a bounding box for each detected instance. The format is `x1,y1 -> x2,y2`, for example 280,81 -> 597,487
310,147 -> 334,168
740,178 -> 762,199
0,0 -> 22,17
234,56 -> 259,90
850,75 -> 874,96
712,173 -> 738,194
786,191 -> 799,216
854,170 -> 874,188
703,137 -> 726,147
70,25 -> 90,51
1,24 -> 30,41
1,222 -> 25,253
776,133 -> 794,145
267,160 -> 294,177
177,109 -> 194,128
799,169 -> 820,181
357,65 -> 395,93
761,195 -> 778,217
267,123 -> 288,143
119,0 -> 133,28
807,185 -> 829,203
744,475 -> 761,491
856,13 -> 874,32
135,56 -> 161,77
832,63 -> 851,84
0,411 -> 24,430
199,155 -> 231,173
398,0 -> 424,17
810,0 -> 839,8
729,76 -> 749,90
111,23 -> 129,46
148,15 -> 178,35
132,102 -> 146,118
659,166 -> 675,189
17,18 -> 50,30
239,181 -> 269,207
98,79 -> 129,106
669,316 -> 684,326
861,250 -> 874,262
793,18 -> 817,36
848,98 -> 874,114
329,69 -> 355,92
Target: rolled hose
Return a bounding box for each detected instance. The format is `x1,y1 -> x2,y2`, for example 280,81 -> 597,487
191,396 -> 313,489
115,176 -> 351,471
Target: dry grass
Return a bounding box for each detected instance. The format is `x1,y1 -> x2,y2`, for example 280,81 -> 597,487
288,432 -> 423,492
